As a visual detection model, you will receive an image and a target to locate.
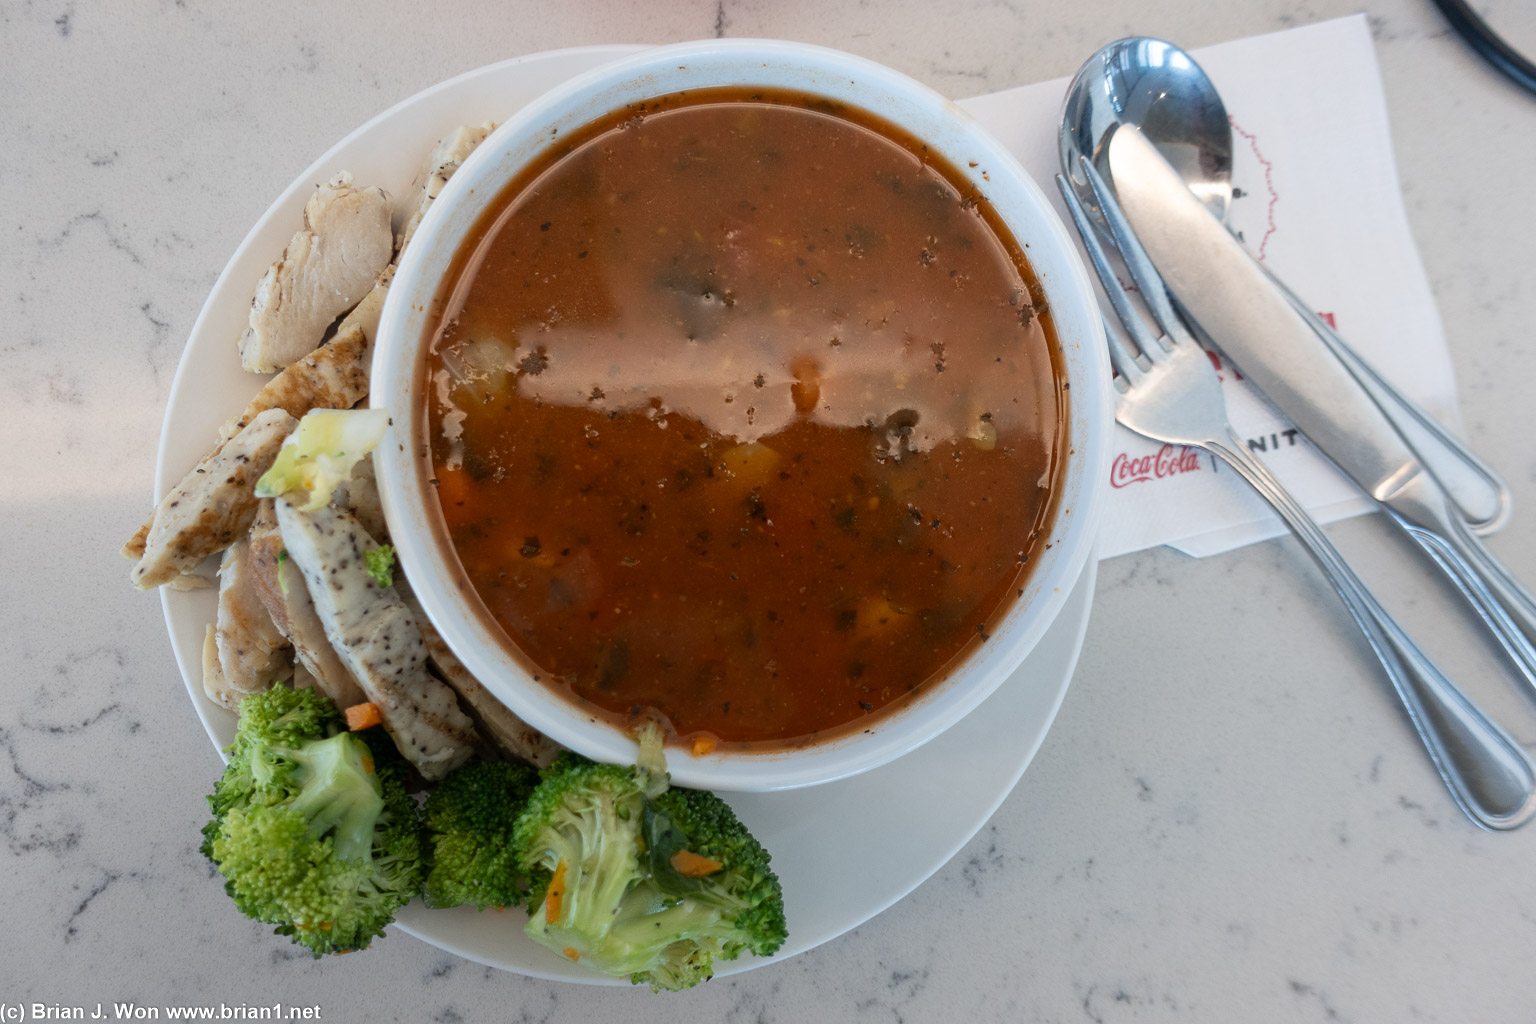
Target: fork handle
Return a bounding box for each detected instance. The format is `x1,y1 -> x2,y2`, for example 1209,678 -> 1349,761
1206,429 -> 1536,831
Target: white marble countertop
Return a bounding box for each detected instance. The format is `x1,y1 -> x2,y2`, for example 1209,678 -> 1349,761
5,0 -> 1536,1020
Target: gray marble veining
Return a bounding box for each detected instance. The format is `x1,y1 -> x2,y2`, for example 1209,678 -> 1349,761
3,0 -> 1535,1020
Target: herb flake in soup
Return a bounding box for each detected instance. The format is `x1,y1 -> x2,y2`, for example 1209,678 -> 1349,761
423,89 -> 1068,750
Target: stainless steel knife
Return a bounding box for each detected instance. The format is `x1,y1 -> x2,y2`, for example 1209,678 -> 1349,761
1102,122 -> 1536,690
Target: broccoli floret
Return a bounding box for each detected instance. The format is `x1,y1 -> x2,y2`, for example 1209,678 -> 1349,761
641,788 -> 788,968
364,544 -> 395,588
200,682 -> 340,858
514,753 -> 786,991
421,759 -> 539,910
514,754 -> 649,934
202,685 -> 424,957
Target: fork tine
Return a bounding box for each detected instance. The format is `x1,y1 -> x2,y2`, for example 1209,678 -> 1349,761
1099,312 -> 1145,387
1077,153 -> 1188,349
1056,173 -> 1161,372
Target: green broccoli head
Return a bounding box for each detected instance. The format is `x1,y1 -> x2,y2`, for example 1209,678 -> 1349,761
643,787 -> 788,959
202,685 -> 424,957
514,754 -> 650,935
202,683 -> 341,857
515,753 -> 786,991
422,759 -> 540,910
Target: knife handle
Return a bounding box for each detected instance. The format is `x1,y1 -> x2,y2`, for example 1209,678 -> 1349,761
1207,428 -> 1536,831
1266,269 -> 1512,534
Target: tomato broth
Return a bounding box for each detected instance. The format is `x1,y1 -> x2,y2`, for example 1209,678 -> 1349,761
422,89 -> 1068,749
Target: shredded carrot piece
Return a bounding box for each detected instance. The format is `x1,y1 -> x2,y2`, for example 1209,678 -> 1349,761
546,860 -> 567,924
563,947 -> 581,962
345,702 -> 382,731
690,735 -> 718,758
360,754 -> 375,775
670,849 -> 724,877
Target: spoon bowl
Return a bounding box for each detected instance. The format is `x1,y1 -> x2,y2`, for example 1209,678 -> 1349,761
1059,37 -> 1232,224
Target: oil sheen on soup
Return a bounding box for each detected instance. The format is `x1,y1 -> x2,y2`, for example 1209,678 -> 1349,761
424,90 -> 1068,750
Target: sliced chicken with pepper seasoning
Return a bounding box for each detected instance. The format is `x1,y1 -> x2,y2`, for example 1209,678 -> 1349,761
126,139 -> 467,564
247,500 -> 369,710
123,277 -> 391,561
397,582 -> 564,768
128,408 -> 298,589
201,625 -> 236,710
220,319 -> 373,443
395,123 -> 495,253
239,172 -> 393,373
201,623 -> 290,711
275,500 -> 477,780
210,537 -> 293,706
122,520 -> 148,562
225,263 -> 392,441
333,263 -> 392,342
226,262 -> 393,438
289,660 -> 320,693
332,455 -> 387,541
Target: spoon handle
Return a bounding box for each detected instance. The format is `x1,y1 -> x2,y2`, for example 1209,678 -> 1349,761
1265,267 -> 1511,534
1206,428 -> 1536,831
1381,473 -> 1536,692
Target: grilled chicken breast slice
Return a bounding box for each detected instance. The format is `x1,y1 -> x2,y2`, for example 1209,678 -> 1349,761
124,286 -> 387,565
201,625 -> 236,710
332,455 -> 386,542
221,319 -> 372,443
396,583 -> 563,767
395,123 -> 495,253
275,500 -> 477,780
129,408 -> 297,589
212,537 -> 292,703
239,172 -> 392,373
334,264 -> 391,344
247,500 -> 370,710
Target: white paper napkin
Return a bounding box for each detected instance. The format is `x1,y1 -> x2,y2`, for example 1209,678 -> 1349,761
957,14 -> 1459,558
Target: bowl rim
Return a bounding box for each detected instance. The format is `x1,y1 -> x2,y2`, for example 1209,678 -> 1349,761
372,37 -> 1113,791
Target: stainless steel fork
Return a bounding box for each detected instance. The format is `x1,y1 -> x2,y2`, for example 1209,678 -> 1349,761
1057,156 -> 1536,831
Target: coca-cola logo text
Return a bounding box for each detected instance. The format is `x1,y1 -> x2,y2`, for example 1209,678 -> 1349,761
1111,445 -> 1204,488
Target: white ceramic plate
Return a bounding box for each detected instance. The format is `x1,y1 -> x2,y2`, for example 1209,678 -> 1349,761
154,45 -> 1097,983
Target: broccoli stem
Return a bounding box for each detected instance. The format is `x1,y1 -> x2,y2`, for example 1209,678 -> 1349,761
546,887 -> 733,978
605,893 -> 730,950
536,788 -> 644,935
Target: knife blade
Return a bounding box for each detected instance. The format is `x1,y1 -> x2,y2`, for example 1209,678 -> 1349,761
1103,122 -> 1536,686
1105,124 -> 1424,502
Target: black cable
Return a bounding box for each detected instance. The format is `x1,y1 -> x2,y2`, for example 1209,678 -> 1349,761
1430,0 -> 1536,96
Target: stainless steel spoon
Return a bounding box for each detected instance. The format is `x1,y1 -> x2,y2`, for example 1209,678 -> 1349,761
1058,35 -> 1512,534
